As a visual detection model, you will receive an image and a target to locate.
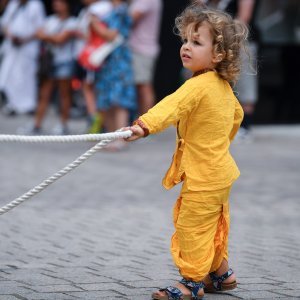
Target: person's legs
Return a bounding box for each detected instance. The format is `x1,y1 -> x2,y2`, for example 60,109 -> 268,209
235,42 -> 258,134
202,187 -> 237,290
214,259 -> 236,280
57,79 -> 72,125
153,186 -> 232,299
103,106 -> 129,132
82,81 -> 102,133
103,106 -> 129,151
83,81 -> 97,116
113,105 -> 129,130
34,79 -> 54,128
132,52 -> 156,115
171,190 -> 226,281
137,83 -> 155,115
102,108 -> 114,133
153,185 -> 237,299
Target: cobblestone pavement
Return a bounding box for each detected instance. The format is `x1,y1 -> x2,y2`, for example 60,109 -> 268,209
0,114 -> 299,299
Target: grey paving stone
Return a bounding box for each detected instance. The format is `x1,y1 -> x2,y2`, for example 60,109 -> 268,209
14,292 -> 79,300
66,290 -> 127,299
0,296 -> 26,300
238,283 -> 288,291
0,114 -> 300,299
272,290 -> 300,298
29,285 -> 84,293
227,290 -> 291,299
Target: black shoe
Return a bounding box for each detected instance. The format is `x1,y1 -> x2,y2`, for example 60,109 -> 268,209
2,105 -> 16,116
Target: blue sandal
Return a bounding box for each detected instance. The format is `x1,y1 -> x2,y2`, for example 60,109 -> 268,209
152,279 -> 204,300
204,268 -> 237,293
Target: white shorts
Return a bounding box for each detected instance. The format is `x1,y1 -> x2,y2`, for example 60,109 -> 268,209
132,51 -> 157,84
234,42 -> 258,105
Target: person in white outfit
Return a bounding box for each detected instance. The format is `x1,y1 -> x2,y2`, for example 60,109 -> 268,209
0,0 -> 45,114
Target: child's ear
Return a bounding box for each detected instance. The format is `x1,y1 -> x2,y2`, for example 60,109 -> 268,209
212,52 -> 224,63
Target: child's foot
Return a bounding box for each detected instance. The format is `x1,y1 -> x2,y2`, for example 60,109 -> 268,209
204,268 -> 237,292
152,281 -> 204,299
204,268 -> 236,284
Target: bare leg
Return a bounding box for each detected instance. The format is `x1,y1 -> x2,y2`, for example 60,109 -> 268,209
104,106 -> 129,151
215,259 -> 236,282
57,79 -> 72,125
35,79 -> 54,128
82,82 -> 96,116
113,106 -> 129,130
103,108 -> 114,133
137,83 -> 155,115
203,258 -> 236,286
103,106 -> 129,132
83,82 -> 102,133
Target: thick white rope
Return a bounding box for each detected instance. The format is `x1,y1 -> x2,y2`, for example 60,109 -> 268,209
0,130 -> 132,215
0,131 -> 131,143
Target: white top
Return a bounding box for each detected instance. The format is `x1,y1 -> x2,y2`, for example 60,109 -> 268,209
43,15 -> 77,64
0,0 -> 45,57
89,1 -> 113,19
129,0 -> 162,57
74,0 -> 113,57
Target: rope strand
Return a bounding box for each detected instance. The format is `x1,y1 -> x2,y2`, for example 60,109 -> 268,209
0,130 -> 132,143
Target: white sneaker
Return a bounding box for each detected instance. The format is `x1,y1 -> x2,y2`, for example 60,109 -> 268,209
51,124 -> 70,135
17,124 -> 42,135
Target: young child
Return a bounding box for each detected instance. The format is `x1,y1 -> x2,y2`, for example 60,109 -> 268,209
125,4 -> 248,300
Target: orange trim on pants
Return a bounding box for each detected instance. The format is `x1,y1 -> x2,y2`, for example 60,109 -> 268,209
171,182 -> 231,282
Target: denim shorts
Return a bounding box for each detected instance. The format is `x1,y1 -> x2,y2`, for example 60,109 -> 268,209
50,61 -> 75,79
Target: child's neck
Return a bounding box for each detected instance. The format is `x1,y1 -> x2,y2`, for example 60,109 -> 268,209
193,68 -> 214,77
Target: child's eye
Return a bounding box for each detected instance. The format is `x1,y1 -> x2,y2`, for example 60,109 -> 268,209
182,38 -> 187,44
193,40 -> 201,45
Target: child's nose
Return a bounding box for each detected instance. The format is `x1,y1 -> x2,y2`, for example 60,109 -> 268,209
183,42 -> 191,50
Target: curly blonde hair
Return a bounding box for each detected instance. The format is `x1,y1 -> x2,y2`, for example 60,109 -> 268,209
175,4 -> 249,83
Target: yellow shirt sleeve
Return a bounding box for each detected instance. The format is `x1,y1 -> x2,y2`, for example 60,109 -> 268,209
229,98 -> 244,141
140,78 -> 204,134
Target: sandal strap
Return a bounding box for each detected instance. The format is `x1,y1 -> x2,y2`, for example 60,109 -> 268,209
159,286 -> 184,300
209,268 -> 234,291
179,278 -> 204,300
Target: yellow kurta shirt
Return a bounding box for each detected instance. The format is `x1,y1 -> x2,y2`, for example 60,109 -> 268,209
140,71 -> 244,191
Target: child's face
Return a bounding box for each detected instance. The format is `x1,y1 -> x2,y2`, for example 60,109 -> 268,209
180,21 -> 218,73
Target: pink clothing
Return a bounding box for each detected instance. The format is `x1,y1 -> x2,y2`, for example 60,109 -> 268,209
129,0 -> 162,57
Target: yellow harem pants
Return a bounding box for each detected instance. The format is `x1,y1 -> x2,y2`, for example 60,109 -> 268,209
171,181 -> 232,282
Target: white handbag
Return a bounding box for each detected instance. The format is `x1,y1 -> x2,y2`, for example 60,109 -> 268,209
88,34 -> 124,68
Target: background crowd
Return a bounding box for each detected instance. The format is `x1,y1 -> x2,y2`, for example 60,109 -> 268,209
0,0 -> 162,150
0,0 -> 299,150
